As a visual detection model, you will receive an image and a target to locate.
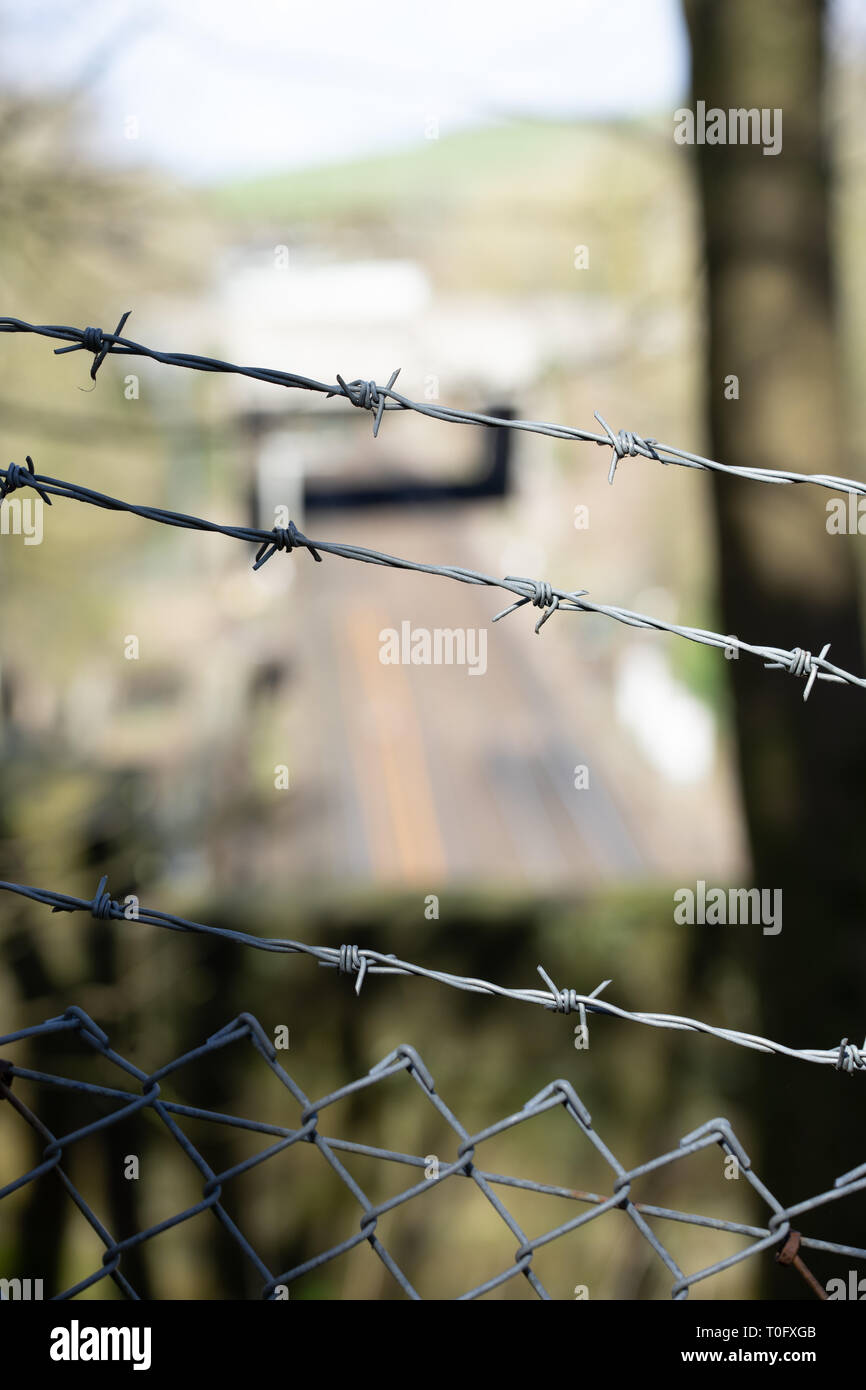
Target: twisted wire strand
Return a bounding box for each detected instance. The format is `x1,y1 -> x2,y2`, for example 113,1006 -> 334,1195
2,313 -> 865,497
1,459 -> 859,700
1,878 -> 863,1075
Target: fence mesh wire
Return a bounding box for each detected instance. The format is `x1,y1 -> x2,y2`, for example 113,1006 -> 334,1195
1,1007 -> 864,1301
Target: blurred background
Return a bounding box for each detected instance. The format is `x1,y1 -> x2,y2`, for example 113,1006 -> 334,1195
1,0 -> 865,1299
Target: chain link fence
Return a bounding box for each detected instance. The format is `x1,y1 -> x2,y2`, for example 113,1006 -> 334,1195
1,1007 -> 864,1300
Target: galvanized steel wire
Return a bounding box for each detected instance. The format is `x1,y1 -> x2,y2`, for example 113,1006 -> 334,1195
0,1006 -> 863,1300
2,877 -> 864,1075
2,312 -> 865,498
0,456 -> 859,700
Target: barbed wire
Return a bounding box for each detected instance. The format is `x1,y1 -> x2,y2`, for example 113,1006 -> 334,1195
1,1006 -> 863,1300
2,312 -> 865,501
1,457 -> 860,700
2,315 -> 863,1304
2,877 -> 864,1076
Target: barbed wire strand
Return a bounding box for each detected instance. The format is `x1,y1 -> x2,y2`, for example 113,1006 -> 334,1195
1,1008 -> 862,1299
0,459 -> 859,701
1,313 -> 865,500
2,317 -> 864,1301
1,878 -> 863,1075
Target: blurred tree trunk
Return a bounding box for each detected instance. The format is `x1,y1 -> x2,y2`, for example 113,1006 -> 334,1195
683,0 -> 866,1295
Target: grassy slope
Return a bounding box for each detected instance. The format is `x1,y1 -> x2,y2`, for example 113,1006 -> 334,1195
210,119 -> 628,220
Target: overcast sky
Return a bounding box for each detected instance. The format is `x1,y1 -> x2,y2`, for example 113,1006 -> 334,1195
0,0 -> 863,182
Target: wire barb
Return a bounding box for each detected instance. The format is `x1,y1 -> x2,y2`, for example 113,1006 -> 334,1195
331,368 -> 401,437
0,455 -> 52,506
836,1038 -> 866,1074
536,967 -> 612,1045
48,874 -> 116,921
54,311 -> 131,381
252,521 -> 323,570
763,643 -> 836,701
594,411 -> 662,485
336,944 -> 369,995
492,579 -> 590,634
